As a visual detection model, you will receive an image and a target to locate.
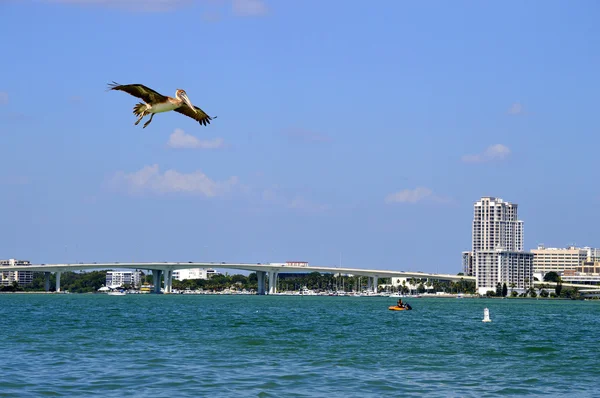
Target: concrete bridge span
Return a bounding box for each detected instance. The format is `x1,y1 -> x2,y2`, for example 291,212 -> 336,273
0,262 -> 473,294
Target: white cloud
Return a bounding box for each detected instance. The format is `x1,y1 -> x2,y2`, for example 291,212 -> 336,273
261,187 -> 329,212
287,197 -> 330,212
110,164 -> 238,197
508,102 -> 524,115
167,128 -> 224,149
232,0 -> 267,16
41,0 -> 191,12
462,144 -> 511,163
385,187 -> 433,204
0,92 -> 8,105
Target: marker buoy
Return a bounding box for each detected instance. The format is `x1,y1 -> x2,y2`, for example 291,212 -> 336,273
482,307 -> 491,322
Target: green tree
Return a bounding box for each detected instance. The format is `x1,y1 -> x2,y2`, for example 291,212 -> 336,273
502,282 -> 508,297
544,272 -> 560,282
555,279 -> 562,296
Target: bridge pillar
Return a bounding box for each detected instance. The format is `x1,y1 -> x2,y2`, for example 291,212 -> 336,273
164,270 -> 173,294
152,270 -> 163,293
44,272 -> 51,292
55,272 -> 61,292
367,277 -> 372,292
268,271 -> 278,294
373,276 -> 378,293
256,271 -> 266,295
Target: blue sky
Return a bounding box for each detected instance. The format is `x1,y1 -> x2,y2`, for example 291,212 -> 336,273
1,0 -> 598,274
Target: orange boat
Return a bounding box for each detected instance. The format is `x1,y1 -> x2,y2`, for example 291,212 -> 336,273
388,305 -> 412,311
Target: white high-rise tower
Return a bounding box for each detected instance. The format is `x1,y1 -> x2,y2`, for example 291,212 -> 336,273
463,196 -> 533,295
472,197 -> 523,252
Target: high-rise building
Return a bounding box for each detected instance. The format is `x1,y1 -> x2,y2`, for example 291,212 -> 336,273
472,196 -> 523,252
0,259 -> 33,287
465,197 -> 533,295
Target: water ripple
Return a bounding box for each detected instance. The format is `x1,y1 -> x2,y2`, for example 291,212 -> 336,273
1,295 -> 599,396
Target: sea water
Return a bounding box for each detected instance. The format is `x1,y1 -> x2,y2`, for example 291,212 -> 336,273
1,294 -> 598,397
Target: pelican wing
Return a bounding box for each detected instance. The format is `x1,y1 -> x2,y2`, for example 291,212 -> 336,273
107,82 -> 167,103
174,104 -> 215,126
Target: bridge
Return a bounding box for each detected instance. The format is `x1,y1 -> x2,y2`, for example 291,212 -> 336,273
0,262 -> 473,294
533,281 -> 600,297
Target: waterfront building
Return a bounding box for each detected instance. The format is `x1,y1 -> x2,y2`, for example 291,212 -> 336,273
285,261 -> 309,267
531,245 -> 588,275
0,259 -> 33,287
561,260 -> 600,285
172,268 -> 219,281
106,270 -> 142,288
531,245 -> 600,277
474,250 -> 533,294
465,197 -> 533,295
462,251 -> 473,276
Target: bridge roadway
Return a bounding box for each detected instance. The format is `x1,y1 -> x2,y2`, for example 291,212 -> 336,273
0,262 -> 474,294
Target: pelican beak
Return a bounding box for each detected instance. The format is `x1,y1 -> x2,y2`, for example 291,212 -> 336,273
181,93 -> 195,111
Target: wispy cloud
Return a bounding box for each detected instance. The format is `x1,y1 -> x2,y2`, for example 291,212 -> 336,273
109,164 -> 238,197
384,187 -> 451,205
462,144 -> 511,163
41,0 -> 192,12
261,187 -> 329,212
285,128 -> 332,143
385,187 -> 433,204
167,128 -> 224,149
44,0 -> 269,16
232,0 -> 268,16
507,102 -> 524,115
0,92 -> 8,105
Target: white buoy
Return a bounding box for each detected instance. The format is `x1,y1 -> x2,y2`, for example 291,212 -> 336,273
482,307 -> 491,322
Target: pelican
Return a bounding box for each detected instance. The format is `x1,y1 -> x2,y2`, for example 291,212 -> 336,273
107,82 -> 216,128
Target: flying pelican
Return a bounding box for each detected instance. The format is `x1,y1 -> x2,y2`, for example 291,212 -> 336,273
108,82 -> 216,128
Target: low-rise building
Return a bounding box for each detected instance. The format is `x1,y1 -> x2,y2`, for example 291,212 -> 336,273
0,259 -> 33,287
172,268 -> 219,281
106,270 -> 142,288
286,261 -> 309,267
531,245 -> 600,277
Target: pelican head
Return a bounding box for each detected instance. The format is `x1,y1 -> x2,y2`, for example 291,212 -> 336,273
176,89 -> 195,110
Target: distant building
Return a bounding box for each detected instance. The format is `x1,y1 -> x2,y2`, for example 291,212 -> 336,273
286,261 -> 309,267
531,245 -> 600,277
462,251 -> 473,276
464,197 -> 533,295
172,268 -> 219,281
474,250 -> 533,293
0,259 -> 33,287
106,271 -> 142,288
560,259 -> 600,285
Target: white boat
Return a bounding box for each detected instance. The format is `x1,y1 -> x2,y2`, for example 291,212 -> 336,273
107,290 -> 126,296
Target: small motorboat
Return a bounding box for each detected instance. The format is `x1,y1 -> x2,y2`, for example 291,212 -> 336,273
388,304 -> 412,311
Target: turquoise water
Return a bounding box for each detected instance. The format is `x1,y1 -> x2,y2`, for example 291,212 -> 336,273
1,294 -> 599,397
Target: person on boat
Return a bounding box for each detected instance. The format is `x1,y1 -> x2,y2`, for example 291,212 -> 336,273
397,298 -> 404,308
